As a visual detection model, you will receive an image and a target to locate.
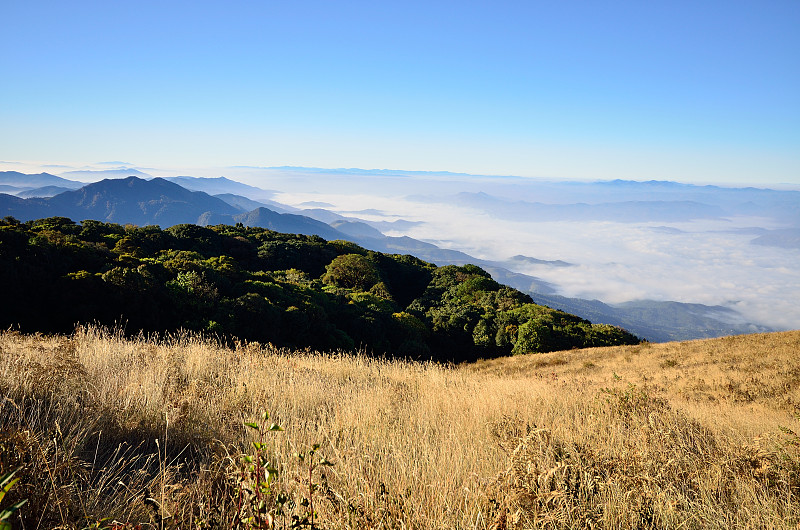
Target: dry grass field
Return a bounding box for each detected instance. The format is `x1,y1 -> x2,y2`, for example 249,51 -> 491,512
1,326 -> 798,529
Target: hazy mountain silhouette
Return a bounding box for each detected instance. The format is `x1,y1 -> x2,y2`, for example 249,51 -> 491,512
508,255 -> 573,268
51,177 -> 241,225
59,168 -> 154,180
0,193 -> 51,219
402,180 -> 800,226
214,193 -> 297,214
0,171 -> 84,190
299,208 -> 350,224
1,177 -> 239,226
751,228 -> 800,249
233,207 -> 347,240
416,192 -> 730,222
331,220 -> 386,239
526,294 -> 773,342
163,176 -> 275,199
17,186 -> 73,198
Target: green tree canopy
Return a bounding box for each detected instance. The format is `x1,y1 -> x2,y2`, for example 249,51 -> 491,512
0,217 -> 640,361
322,253 -> 381,291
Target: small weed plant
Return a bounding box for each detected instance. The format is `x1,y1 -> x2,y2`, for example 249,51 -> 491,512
232,412 -> 334,529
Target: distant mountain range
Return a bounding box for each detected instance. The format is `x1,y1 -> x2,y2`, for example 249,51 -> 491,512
59,168 -> 155,180
0,171 -> 781,341
0,177 -> 349,237
163,176 -> 276,200
0,170 -> 84,191
17,186 -> 74,198
246,165 -> 478,178
214,193 -> 297,214
526,294 -> 772,342
413,191 -> 730,223
1,177 -> 240,227
751,228 -> 800,249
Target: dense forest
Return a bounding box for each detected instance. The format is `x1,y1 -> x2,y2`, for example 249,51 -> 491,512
0,216 -> 639,361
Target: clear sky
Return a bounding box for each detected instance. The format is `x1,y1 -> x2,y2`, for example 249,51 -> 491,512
1,0 -> 798,185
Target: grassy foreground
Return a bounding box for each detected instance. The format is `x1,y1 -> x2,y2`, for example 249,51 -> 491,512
1,327 -> 798,529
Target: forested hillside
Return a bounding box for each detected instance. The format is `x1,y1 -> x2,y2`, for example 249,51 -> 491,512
0,216 -> 638,361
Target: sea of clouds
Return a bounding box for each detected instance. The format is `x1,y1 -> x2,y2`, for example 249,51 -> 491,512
262,171 -> 799,332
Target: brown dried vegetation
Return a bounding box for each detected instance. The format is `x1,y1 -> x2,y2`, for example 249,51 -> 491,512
1,327 -> 798,528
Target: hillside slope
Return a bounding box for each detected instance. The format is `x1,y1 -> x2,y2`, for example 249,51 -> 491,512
0,329 -> 797,528
0,216 -> 638,361
470,329 -> 800,415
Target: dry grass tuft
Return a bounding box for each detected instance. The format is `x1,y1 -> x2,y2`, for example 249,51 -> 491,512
0,327 -> 798,528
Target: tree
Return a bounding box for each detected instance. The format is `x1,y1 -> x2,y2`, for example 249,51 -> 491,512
512,318 -> 553,354
322,254 -> 380,291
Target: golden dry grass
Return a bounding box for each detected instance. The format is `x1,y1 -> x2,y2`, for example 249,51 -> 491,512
1,327 -> 798,529
470,331 -> 800,435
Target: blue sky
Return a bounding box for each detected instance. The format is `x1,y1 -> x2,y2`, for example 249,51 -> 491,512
1,0 -> 798,185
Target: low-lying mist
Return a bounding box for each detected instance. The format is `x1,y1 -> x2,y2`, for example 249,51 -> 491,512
250,168 -> 799,332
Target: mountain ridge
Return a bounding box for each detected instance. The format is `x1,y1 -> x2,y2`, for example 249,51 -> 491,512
0,170 -> 85,190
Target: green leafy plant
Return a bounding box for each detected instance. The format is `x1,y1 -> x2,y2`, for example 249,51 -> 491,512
233,411 -> 285,529
232,412 -> 334,530
0,468 -> 28,529
291,443 -> 334,529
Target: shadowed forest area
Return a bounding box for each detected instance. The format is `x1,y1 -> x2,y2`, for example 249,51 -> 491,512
0,216 -> 638,362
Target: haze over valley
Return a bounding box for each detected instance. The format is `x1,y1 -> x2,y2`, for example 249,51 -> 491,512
175,164 -> 800,337
229,168 -> 800,337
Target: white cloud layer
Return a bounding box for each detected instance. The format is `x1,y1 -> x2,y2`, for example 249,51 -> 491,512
272,183 -> 800,332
